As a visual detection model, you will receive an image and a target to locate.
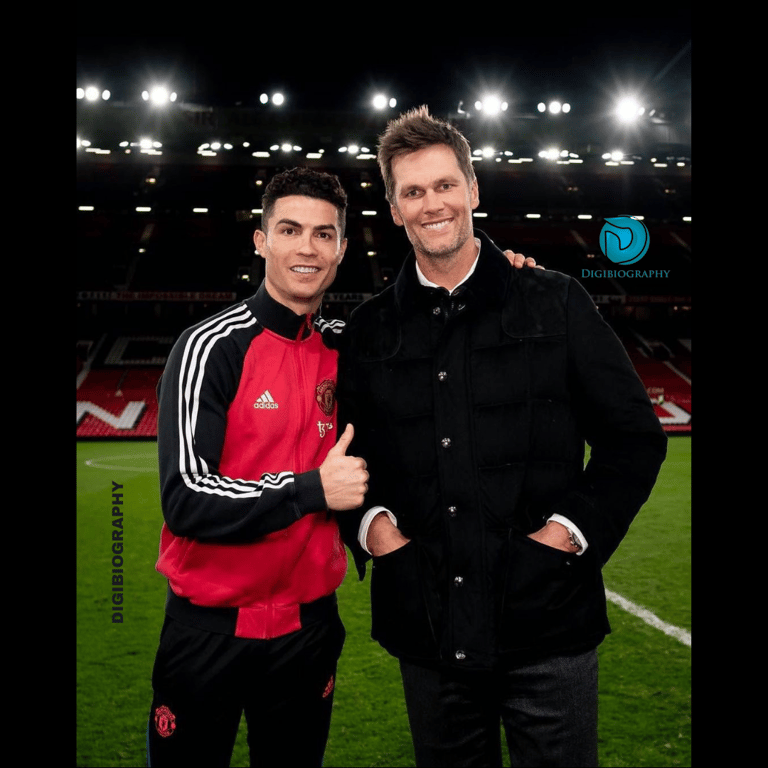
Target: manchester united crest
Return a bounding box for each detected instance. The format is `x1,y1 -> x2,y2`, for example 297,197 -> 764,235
154,705 -> 176,738
316,379 -> 336,416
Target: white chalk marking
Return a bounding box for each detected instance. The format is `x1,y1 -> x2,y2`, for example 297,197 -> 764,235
605,589 -> 690,647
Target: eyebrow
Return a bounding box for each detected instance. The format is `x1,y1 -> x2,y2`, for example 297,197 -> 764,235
274,218 -> 338,234
400,176 -> 462,195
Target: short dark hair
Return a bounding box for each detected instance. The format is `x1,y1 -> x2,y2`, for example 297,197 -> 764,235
377,105 -> 476,204
261,167 -> 348,237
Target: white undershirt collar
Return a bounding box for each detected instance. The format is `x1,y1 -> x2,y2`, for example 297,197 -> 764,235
415,238 -> 481,294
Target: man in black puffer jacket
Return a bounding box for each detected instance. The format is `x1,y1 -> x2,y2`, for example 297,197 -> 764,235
337,106 -> 667,768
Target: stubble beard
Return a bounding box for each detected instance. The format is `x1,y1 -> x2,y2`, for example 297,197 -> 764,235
414,225 -> 473,267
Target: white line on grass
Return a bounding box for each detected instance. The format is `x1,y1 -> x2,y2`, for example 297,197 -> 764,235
84,453 -> 158,472
605,589 -> 691,647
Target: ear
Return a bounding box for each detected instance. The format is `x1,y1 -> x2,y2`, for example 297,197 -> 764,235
470,180 -> 479,210
390,204 -> 404,227
253,229 -> 266,256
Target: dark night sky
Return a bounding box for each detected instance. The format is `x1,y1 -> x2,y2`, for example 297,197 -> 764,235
76,14 -> 691,114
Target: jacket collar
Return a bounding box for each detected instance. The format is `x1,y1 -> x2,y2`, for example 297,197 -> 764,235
393,229 -> 510,316
244,281 -> 316,340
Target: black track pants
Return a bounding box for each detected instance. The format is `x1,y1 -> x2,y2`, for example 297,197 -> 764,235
146,609 -> 345,767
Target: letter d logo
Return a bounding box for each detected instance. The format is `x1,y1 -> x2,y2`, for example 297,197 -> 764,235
599,216 -> 650,265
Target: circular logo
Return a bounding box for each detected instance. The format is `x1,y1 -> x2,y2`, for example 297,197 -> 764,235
154,705 -> 176,738
316,380 -> 336,416
599,216 -> 650,265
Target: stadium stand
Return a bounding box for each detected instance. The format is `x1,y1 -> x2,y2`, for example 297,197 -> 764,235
621,335 -> 691,434
77,365 -> 161,439
77,99 -> 691,438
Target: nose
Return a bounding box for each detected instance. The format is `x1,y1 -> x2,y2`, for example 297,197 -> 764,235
296,231 -> 319,256
422,188 -> 445,214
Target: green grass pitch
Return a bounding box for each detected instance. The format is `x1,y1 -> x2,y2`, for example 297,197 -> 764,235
76,437 -> 690,767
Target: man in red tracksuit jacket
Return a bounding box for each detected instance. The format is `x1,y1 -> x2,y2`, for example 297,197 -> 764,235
146,167 -> 369,767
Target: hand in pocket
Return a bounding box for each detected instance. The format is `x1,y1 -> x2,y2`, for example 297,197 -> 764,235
367,511 -> 410,557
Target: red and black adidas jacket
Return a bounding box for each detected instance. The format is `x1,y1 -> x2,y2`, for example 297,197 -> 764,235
155,282 -> 347,638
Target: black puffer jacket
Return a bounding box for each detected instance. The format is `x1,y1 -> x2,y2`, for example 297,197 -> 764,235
338,230 -> 667,670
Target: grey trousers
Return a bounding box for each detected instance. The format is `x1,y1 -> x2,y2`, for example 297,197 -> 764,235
399,649 -> 598,767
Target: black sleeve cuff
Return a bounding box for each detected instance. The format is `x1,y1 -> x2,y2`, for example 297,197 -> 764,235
292,469 -> 327,518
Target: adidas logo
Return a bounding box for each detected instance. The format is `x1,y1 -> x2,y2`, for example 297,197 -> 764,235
253,390 -> 279,409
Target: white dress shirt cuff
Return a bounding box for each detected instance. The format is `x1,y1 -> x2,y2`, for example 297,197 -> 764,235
547,514 -> 588,555
358,507 -> 398,555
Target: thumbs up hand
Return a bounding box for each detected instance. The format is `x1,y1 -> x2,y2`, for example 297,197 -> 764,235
319,424 -> 369,511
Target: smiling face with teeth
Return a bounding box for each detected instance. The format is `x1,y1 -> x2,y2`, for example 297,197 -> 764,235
254,195 -> 347,316
389,143 -> 480,284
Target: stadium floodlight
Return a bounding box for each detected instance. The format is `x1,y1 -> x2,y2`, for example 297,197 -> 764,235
142,86 -> 178,105
260,92 -> 285,106
538,100 -> 571,115
372,94 -> 398,110
475,95 -> 508,116
615,97 -> 644,123
82,86 -> 110,102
